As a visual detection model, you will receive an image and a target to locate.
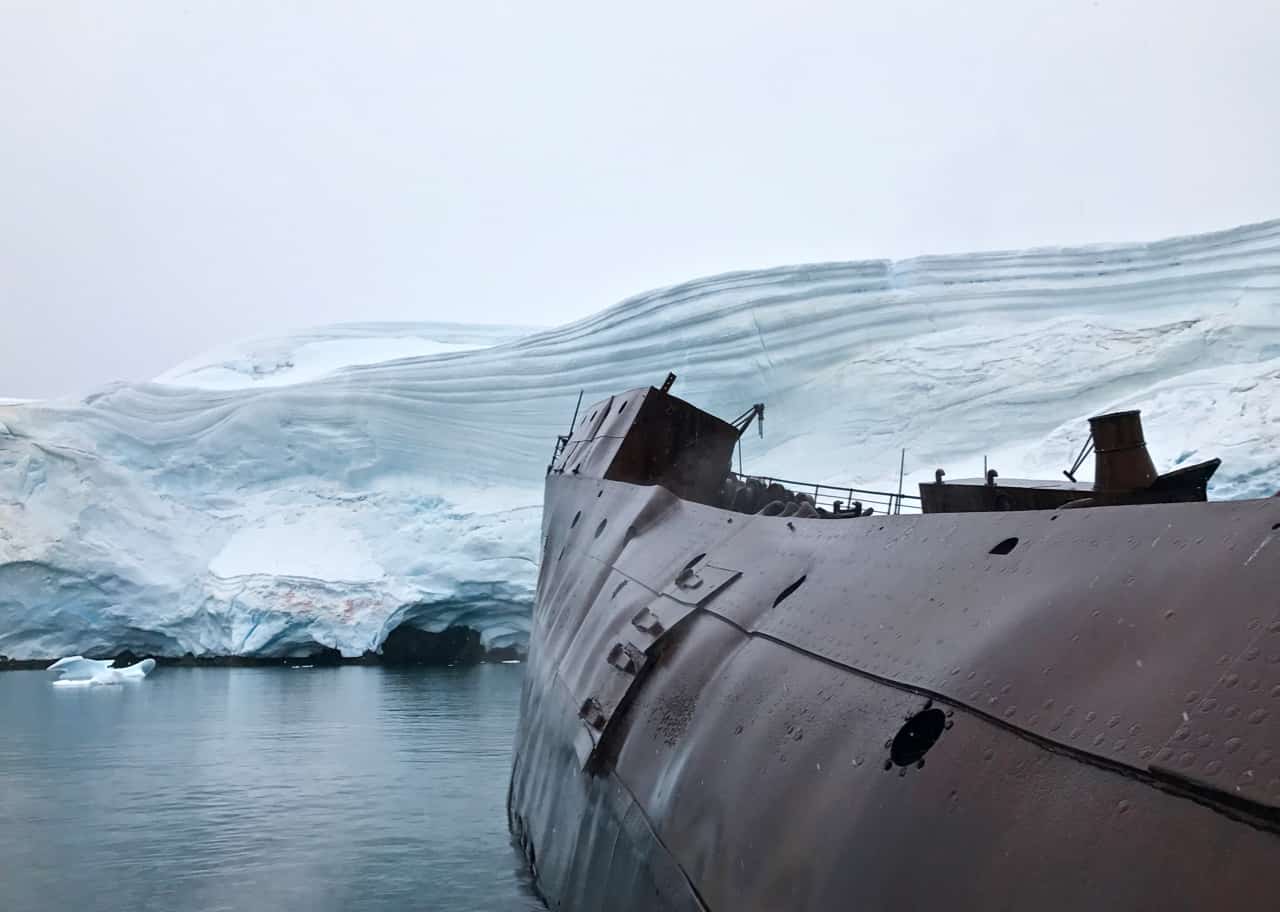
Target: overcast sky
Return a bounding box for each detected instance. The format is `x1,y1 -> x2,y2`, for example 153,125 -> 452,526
2,1 -> 1277,398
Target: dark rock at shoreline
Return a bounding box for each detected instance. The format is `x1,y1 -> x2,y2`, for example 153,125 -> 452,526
0,655 -> 50,671
158,651 -> 347,668
0,626 -> 525,671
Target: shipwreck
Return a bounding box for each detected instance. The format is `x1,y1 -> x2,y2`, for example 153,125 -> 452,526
509,374 -> 1279,910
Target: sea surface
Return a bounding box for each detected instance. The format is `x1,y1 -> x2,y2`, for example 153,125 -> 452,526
0,664 -> 542,912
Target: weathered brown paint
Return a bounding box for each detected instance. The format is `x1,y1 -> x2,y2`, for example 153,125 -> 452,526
1090,409 -> 1158,491
511,385 -> 1280,910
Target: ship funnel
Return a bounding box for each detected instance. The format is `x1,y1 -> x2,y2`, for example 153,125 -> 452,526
1089,410 -> 1157,492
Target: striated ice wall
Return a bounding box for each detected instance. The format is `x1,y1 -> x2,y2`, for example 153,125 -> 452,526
2,222 -> 1279,659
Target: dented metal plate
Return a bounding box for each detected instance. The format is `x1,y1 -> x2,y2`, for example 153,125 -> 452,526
544,483 -> 745,769
566,569 -> 743,769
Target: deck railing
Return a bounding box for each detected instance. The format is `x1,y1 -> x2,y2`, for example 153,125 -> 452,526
731,473 -> 922,516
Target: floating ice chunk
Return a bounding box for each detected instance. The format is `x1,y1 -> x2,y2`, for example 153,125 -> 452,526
48,656 -> 156,685
47,656 -> 114,680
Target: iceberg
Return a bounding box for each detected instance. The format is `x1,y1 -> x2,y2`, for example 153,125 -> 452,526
48,656 -> 156,686
2,222 -> 1279,660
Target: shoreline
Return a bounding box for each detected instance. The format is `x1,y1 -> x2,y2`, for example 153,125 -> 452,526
0,646 -> 525,672
0,622 -> 525,671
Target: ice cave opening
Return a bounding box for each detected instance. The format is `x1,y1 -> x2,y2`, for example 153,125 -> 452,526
377,623 -> 487,666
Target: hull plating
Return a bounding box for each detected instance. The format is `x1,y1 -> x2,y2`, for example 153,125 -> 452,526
510,474 -> 1280,909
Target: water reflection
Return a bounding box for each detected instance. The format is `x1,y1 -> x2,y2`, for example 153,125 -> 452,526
0,665 -> 542,912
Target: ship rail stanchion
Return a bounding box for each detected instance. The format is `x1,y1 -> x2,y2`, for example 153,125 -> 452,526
729,472 -> 922,516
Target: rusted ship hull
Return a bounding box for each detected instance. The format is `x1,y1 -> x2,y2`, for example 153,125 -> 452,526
510,387 -> 1280,910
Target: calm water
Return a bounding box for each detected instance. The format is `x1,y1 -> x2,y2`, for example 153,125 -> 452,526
0,665 -> 542,912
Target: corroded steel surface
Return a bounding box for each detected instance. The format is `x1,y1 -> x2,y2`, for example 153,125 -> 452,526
511,388 -> 1280,910
1090,409 -> 1158,491
552,386 -> 738,504
920,409 -> 1218,512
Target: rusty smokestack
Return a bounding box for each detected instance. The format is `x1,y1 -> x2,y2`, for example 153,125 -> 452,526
1090,410 -> 1157,492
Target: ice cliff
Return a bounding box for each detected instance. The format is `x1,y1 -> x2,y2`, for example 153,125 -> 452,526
2,222 -> 1279,659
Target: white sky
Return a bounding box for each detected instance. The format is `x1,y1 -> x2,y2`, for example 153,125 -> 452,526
2,0 -> 1277,398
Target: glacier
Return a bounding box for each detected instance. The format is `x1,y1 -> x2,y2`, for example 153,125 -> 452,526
2,222 -> 1279,661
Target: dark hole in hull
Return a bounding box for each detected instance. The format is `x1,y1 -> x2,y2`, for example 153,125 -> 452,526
773,575 -> 807,608
890,707 -> 947,766
990,536 -> 1019,555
